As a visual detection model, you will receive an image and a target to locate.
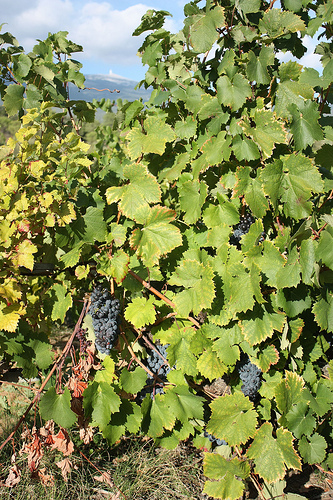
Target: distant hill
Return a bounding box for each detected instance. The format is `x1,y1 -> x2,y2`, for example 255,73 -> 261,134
68,74 -> 151,103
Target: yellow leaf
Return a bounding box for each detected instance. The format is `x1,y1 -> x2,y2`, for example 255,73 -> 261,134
0,279 -> 21,303
12,240 -> 38,270
40,192 -> 53,208
45,213 -> 56,227
29,160 -> 46,178
0,220 -> 15,248
0,303 -> 25,332
56,202 -> 76,226
14,192 -> 29,211
75,265 -> 89,279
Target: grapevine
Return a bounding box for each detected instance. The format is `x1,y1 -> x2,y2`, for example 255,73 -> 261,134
0,2 -> 333,498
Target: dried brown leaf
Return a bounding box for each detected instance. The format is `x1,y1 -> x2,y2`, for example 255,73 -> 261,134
37,468 -> 54,486
4,465 -> 21,487
56,457 -> 72,482
79,423 -> 94,444
50,428 -> 74,456
93,471 -> 114,488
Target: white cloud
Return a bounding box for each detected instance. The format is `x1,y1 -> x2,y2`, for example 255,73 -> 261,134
277,35 -> 323,73
1,0 -> 179,71
71,3 -> 150,65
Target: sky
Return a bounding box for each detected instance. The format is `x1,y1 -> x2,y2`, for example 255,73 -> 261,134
1,0 -> 323,82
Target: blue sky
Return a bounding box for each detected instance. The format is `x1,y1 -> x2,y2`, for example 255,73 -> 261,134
1,0 -> 322,82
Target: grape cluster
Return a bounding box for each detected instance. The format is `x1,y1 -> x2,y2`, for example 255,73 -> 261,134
136,344 -> 170,403
204,431 -> 227,447
230,213 -> 265,248
89,286 -> 120,355
76,327 -> 90,353
238,358 -> 262,401
230,213 -> 255,247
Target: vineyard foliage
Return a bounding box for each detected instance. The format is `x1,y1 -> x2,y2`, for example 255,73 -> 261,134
0,0 -> 333,497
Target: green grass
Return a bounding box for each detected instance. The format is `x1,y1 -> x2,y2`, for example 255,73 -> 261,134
0,380 -> 206,499
0,435 -> 206,499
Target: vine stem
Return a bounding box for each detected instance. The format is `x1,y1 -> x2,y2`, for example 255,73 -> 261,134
234,446 -> 266,500
0,298 -> 89,453
120,331 -> 154,378
127,269 -> 201,328
78,449 -> 127,499
128,269 -> 175,308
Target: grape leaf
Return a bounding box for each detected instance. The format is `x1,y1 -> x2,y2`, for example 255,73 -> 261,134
124,296 -> 156,329
247,423 -> 302,482
51,283 -> 72,322
169,259 -> 215,317
148,394 -> 176,438
127,116 -> 175,158
190,7 -> 225,52
130,205 -> 182,266
217,73 -> 252,110
3,84 -> 25,116
203,454 -> 249,500
120,366 -> 147,394
106,163 -> 161,222
260,153 -> 323,220
298,434 -> 327,464
40,387 -> 77,428
289,101 -> 324,150
240,109 -> 287,159
207,393 -> 258,447
241,305 -> 286,346
83,382 -> 121,430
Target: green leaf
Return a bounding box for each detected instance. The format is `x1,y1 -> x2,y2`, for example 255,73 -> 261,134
316,227 -> 333,270
178,179 -> 207,224
83,381 -> 121,430
275,371 -> 305,416
203,454 -> 249,500
313,291 -> 333,333
166,385 -> 204,422
235,167 -> 268,218
148,394 -> 176,438
217,73 -> 252,110
260,153 -> 324,220
289,101 -> 324,150
241,305 -> 285,346
241,108 -> 287,159
120,366 -> 147,394
275,80 -> 313,120
298,434 -> 327,464
127,116 -> 176,159
14,53 -> 32,78
259,9 -> 305,38
108,249 -> 130,284
106,163 -> 161,222
307,381 -> 333,417
190,7 -> 225,52
124,296 -> 156,329
246,45 -> 275,85
207,393 -> 258,447
232,136 -> 260,162
300,239 -> 316,285
286,401 -> 316,439
197,348 -> 227,381
3,84 -> 25,116
169,259 -> 215,317
130,206 -> 182,266
40,387 -> 77,428
174,116 -> 197,139
132,9 -> 171,36
51,283 -> 72,322
247,423 -> 302,482
166,326 -> 198,376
